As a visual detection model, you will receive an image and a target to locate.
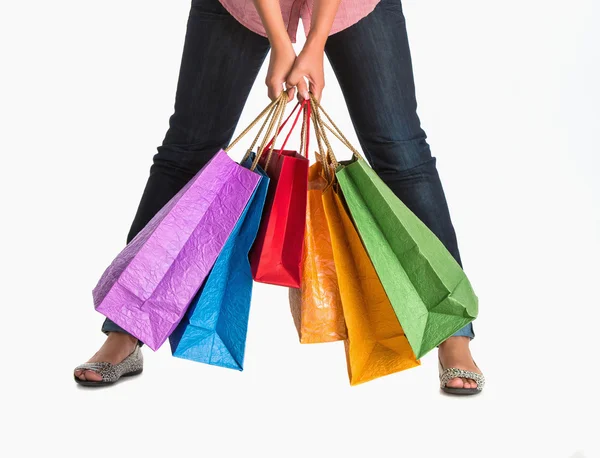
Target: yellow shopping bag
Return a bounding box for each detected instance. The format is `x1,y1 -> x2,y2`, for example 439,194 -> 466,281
322,173 -> 420,385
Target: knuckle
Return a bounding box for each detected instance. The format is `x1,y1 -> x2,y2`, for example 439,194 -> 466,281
266,76 -> 280,86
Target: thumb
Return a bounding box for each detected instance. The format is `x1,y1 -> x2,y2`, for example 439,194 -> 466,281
283,84 -> 297,102
286,68 -> 309,101
296,77 -> 309,101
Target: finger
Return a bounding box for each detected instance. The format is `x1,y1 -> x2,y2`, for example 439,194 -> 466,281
286,67 -> 307,101
295,77 -> 310,101
309,80 -> 324,102
283,83 -> 297,102
286,65 -> 302,86
267,80 -> 284,101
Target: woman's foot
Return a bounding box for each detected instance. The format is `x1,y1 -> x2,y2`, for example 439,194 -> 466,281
74,332 -> 138,382
438,336 -> 482,390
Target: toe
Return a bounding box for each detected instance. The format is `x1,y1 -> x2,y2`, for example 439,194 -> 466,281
74,369 -> 89,381
82,370 -> 103,382
74,369 -> 86,381
445,377 -> 464,389
462,378 -> 472,389
468,378 -> 478,389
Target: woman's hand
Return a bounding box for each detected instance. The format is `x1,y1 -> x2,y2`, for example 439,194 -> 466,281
285,38 -> 325,102
266,41 -> 297,102
253,0 -> 339,102
285,0 -> 341,101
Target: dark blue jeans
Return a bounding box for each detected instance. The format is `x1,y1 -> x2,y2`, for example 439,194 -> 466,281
102,0 -> 474,340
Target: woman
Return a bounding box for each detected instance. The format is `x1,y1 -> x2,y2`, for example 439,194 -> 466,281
74,0 -> 485,394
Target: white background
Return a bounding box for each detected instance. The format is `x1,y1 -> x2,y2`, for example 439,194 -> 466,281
1,1 -> 598,457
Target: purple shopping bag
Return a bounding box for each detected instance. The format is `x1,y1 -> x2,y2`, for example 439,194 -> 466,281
93,150 -> 260,350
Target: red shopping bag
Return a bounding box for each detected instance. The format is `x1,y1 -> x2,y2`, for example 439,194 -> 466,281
250,101 -> 310,288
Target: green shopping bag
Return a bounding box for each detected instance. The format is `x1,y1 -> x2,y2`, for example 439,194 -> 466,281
312,99 -> 478,359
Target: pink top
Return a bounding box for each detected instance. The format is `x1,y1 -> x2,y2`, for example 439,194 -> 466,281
218,0 -> 380,43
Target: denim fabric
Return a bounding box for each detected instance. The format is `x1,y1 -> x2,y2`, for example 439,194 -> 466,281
102,0 -> 474,340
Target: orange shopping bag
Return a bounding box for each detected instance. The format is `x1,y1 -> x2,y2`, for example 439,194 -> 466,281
288,113 -> 347,343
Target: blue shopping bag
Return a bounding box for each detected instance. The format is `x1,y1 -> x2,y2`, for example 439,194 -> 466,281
169,159 -> 270,370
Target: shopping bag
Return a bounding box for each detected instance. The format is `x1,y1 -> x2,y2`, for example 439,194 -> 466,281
250,101 -> 310,288
289,152 -> 347,343
169,156 -> 269,369
322,180 -> 419,385
93,97 -> 284,351
314,101 -> 478,359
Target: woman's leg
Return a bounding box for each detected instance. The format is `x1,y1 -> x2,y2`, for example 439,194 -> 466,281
77,0 -> 270,381
324,0 -> 478,388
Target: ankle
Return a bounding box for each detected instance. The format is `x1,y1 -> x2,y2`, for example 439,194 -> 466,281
107,332 -> 138,346
439,336 -> 470,350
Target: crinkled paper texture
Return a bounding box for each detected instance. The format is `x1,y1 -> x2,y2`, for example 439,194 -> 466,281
336,158 -> 478,359
169,161 -> 269,370
250,149 -> 309,288
93,150 -> 260,351
289,159 -> 346,343
322,184 -> 419,385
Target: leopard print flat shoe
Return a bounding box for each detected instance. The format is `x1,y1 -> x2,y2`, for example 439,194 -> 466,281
438,358 -> 485,395
74,346 -> 143,387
